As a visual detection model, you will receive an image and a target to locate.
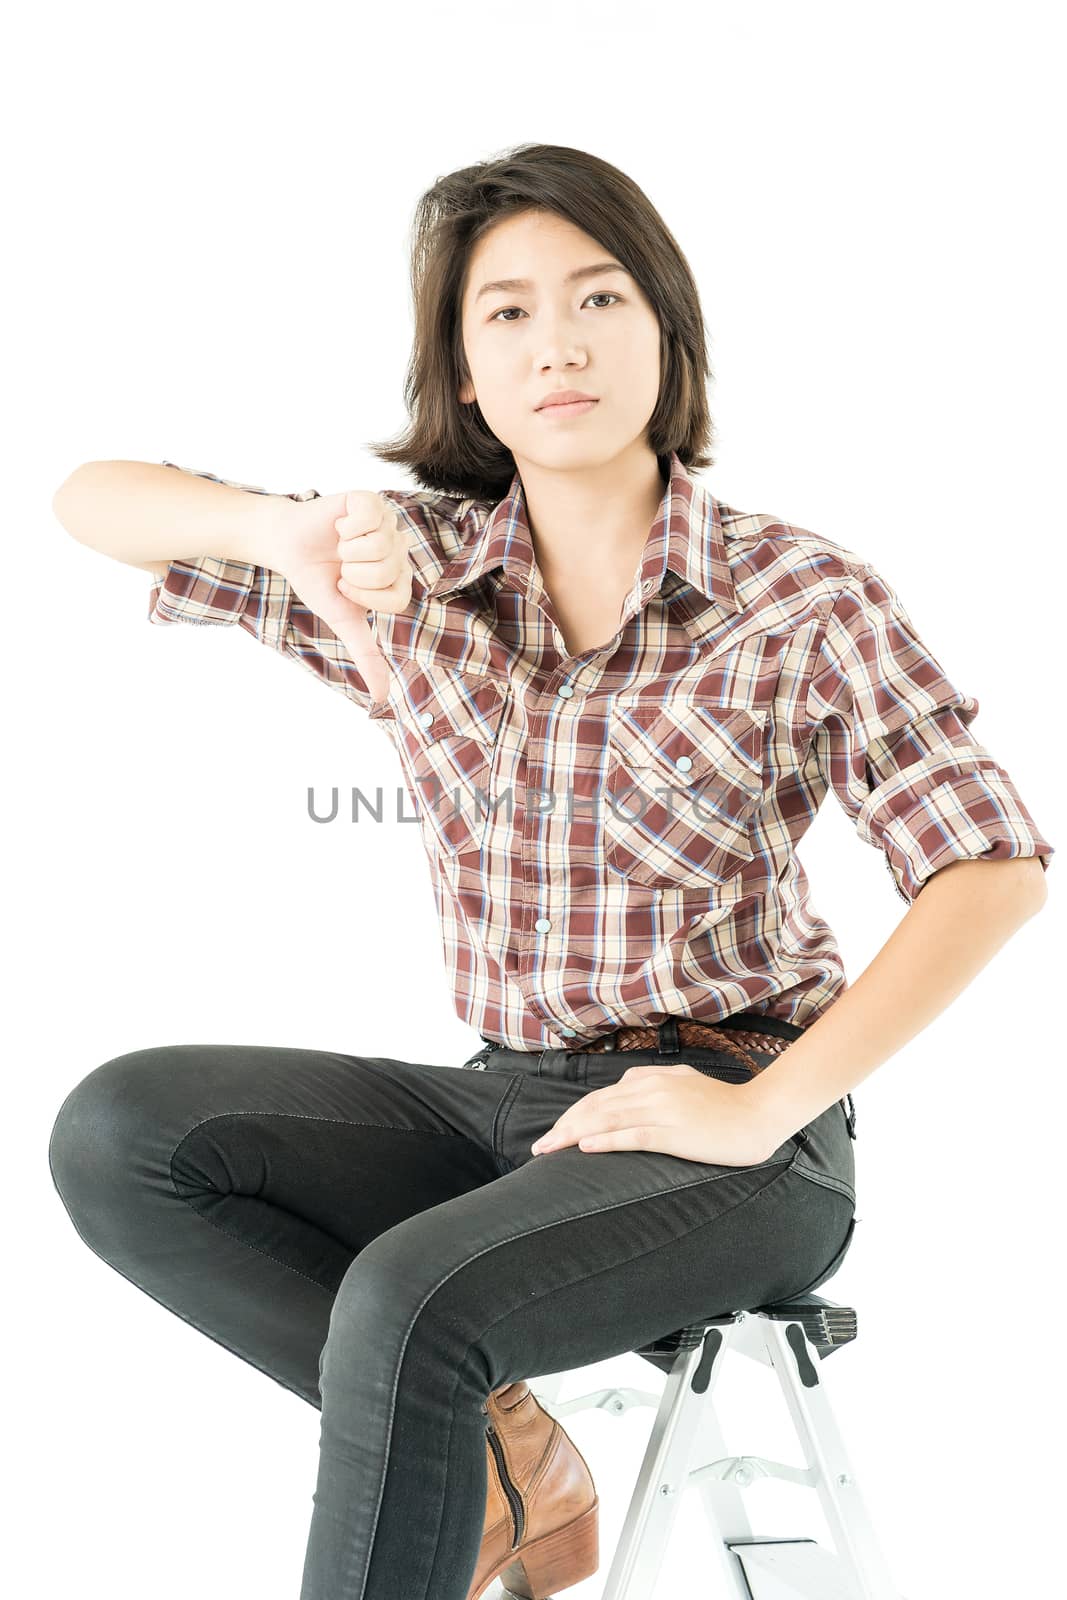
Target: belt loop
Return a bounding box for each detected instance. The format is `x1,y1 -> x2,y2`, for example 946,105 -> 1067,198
844,1093 -> 857,1139
657,1018 -> 680,1054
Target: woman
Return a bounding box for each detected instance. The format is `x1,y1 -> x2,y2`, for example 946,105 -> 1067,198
48,143 -> 1054,1600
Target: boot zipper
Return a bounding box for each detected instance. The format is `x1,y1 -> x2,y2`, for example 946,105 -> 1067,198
486,1421 -> 525,1548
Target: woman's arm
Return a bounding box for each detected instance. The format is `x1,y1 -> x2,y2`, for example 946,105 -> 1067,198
52,459 -> 291,571
741,854 -> 1049,1148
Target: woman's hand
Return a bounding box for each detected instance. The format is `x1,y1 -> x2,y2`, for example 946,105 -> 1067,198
529,1063 -> 787,1167
272,490 -> 415,701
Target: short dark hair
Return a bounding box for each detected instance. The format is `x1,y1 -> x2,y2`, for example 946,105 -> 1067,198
367,142 -> 717,504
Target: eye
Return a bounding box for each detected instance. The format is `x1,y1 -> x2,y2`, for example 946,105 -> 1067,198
489,291 -> 622,323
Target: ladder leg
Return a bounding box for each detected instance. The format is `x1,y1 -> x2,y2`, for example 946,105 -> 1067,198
600,1328 -> 751,1600
758,1316 -> 902,1599
685,1352 -> 763,1598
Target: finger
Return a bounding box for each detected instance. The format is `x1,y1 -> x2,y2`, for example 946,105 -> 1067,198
623,1062 -> 695,1075
580,1124 -> 655,1151
531,1095 -> 621,1152
348,522 -> 410,557
535,1084 -> 688,1153
339,548 -> 409,588
337,573 -> 411,607
531,1122 -> 580,1153
337,490 -> 394,535
530,1083 -> 615,1151
337,532 -> 390,565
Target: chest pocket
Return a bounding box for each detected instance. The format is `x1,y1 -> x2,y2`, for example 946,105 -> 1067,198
391,663 -> 508,865
604,702 -> 766,889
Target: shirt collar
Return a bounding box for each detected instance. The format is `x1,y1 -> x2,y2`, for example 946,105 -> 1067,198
424,450 -> 740,632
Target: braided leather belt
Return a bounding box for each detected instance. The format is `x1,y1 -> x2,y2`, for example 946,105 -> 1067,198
584,1018 -> 793,1076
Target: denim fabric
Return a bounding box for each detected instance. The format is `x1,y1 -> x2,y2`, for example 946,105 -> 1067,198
47,1019 -> 857,1600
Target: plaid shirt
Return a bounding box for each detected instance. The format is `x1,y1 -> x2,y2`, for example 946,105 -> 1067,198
148,451 -> 1054,1050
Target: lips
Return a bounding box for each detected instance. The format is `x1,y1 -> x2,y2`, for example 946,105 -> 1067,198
536,390 -> 598,410
537,398 -> 598,417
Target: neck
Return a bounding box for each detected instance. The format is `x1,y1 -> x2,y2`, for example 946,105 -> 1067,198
516,445 -> 667,586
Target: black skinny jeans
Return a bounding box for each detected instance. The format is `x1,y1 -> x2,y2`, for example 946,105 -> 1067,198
47,1014 -> 857,1600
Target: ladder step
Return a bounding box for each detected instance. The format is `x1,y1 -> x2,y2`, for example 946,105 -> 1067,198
755,1301 -> 858,1353
727,1537 -> 864,1600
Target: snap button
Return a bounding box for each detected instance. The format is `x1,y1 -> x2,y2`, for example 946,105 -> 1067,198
418,710 -> 434,728
559,1026 -> 576,1037
674,753 -> 693,772
557,684 -> 574,699
534,917 -> 552,933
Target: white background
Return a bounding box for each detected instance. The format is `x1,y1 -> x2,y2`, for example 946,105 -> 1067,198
7,3 -> 1064,1597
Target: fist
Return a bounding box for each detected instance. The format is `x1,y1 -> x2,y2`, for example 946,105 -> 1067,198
274,488 -> 415,701
335,490 -> 414,614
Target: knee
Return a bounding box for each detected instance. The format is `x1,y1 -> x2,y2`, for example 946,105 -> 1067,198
321,1231 -> 487,1399
47,1046 -> 183,1223
326,1243 -> 439,1348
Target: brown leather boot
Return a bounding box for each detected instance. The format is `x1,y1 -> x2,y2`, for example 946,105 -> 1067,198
466,1379 -> 600,1600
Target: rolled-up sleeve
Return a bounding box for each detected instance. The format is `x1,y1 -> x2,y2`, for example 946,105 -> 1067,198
145,461 -> 385,713
805,562 -> 1055,903
147,550 -> 291,643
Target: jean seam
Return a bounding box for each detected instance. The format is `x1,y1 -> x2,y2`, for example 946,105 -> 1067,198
170,1188 -> 341,1293
790,1160 -> 856,1203
491,1074 -> 525,1172
353,1146 -> 800,1600
166,1109 -> 479,1296
172,1108 -> 474,1142
168,1124 -> 362,1293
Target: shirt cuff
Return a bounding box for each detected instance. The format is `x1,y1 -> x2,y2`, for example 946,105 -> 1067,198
147,555 -> 290,651
856,759 -> 1055,902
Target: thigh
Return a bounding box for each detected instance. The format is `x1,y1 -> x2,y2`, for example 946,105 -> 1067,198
47,1042 -> 526,1406
328,1084 -> 854,1411
47,1042 -> 521,1277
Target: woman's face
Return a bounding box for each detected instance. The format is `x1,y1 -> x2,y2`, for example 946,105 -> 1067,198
458,208 -> 662,474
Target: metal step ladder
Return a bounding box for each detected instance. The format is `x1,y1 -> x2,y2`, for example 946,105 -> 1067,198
528,1292 -> 905,1600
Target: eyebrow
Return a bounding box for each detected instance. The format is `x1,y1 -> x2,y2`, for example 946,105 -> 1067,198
474,261 -> 628,301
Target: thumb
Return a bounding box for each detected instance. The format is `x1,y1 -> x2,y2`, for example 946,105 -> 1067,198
288,567 -> 377,665
324,595 -> 379,664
